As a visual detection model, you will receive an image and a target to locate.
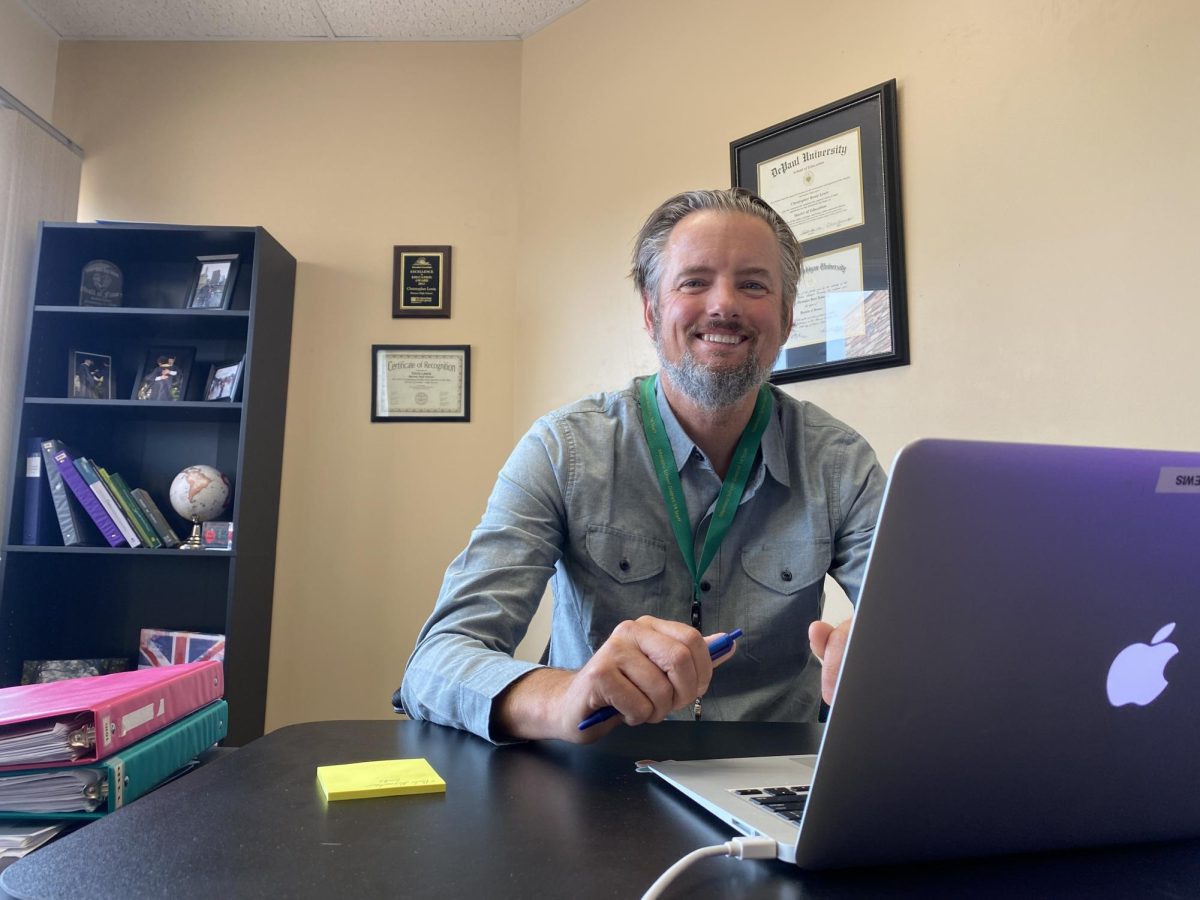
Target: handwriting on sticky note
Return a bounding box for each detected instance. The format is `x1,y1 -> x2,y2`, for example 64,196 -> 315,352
316,757 -> 446,802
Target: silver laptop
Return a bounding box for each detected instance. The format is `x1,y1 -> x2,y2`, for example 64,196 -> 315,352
644,438 -> 1200,869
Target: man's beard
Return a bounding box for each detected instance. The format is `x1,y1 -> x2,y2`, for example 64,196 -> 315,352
652,315 -> 775,411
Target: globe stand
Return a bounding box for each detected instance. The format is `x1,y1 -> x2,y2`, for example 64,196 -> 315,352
179,518 -> 204,550
170,465 -> 231,551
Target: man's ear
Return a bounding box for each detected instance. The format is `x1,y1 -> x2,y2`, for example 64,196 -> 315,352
642,291 -> 656,335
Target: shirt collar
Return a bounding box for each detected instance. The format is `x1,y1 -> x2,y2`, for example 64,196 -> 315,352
653,376 -> 790,488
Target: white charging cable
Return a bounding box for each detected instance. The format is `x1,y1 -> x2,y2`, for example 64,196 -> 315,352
640,836 -> 778,900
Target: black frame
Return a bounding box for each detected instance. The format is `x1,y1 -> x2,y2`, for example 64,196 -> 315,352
203,357 -> 245,402
731,80 -> 908,383
132,346 -> 196,401
392,246 -> 452,318
185,254 -> 240,309
68,349 -> 113,399
371,344 -> 470,423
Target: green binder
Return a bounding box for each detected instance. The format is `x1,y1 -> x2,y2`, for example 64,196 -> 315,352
0,700 -> 227,820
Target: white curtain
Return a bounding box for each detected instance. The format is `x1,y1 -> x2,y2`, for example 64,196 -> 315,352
0,96 -> 82,536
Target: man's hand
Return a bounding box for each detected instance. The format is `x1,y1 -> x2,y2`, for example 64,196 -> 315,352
807,617 -> 853,705
493,616 -> 737,743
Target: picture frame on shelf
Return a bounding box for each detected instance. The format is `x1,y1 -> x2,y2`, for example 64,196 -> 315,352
185,254 -> 240,309
68,350 -> 113,399
204,358 -> 245,402
132,346 -> 196,401
21,657 -> 131,684
730,79 -> 908,384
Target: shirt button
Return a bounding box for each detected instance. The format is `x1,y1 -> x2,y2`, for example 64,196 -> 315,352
619,558 -> 630,572
700,581 -> 712,592
781,568 -> 792,582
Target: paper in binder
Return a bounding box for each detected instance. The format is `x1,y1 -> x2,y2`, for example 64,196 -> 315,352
0,700 -> 227,819
0,660 -> 223,771
0,823 -> 67,861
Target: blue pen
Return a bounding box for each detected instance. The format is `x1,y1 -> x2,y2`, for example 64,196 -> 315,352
576,628 -> 744,731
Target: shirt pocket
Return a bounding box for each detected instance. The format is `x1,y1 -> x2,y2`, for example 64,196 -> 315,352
738,539 -> 831,664
582,524 -> 667,646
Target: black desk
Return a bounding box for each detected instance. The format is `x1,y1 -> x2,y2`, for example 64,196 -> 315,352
3,720 -> 1198,899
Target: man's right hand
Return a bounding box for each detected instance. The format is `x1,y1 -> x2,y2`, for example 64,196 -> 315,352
493,615 -> 737,743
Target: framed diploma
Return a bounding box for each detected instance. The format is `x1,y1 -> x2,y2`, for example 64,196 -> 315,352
372,344 -> 470,422
393,245 -> 452,318
731,80 -> 909,383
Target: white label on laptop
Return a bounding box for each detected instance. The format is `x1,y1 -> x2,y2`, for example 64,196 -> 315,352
1156,468 -> 1200,493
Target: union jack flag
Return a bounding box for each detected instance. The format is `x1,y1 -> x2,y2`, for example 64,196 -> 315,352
138,628 -> 226,668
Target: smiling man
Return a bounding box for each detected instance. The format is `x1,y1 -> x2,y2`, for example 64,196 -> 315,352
399,188 -> 886,743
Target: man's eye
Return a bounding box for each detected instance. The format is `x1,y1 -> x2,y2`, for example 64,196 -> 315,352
742,281 -> 768,292
680,279 -> 707,290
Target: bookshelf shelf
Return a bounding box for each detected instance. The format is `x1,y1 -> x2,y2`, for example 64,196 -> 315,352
2,544 -> 236,558
34,305 -> 250,316
0,222 -> 296,745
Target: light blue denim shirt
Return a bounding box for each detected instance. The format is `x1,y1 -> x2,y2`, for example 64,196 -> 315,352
399,376 -> 886,742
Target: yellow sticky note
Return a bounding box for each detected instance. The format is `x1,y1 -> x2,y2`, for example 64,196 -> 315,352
316,758 -> 446,801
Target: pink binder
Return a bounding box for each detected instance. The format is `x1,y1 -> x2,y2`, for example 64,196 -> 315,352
0,660 -> 223,770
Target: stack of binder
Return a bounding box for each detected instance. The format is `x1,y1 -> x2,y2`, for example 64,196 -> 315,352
23,437 -> 182,549
0,661 -> 225,819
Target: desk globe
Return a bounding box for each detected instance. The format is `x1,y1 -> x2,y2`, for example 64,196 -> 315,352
169,465 -> 231,549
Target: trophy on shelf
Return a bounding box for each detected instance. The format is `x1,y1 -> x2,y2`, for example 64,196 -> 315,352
169,465 -> 232,550
79,259 -> 123,307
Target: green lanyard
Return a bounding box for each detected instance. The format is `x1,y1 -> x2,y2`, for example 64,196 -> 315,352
638,374 -> 773,632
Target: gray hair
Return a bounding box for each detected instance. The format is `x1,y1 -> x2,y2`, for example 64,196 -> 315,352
630,187 -> 802,323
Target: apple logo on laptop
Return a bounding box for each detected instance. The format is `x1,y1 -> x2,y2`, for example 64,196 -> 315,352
1106,623 -> 1179,707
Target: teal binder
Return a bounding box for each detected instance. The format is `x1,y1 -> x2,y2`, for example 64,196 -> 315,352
0,700 -> 227,819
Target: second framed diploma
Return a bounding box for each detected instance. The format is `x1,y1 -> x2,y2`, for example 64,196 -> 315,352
372,345 -> 470,422
731,80 -> 909,383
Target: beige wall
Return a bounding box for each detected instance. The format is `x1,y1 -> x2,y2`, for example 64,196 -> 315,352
517,0 -> 1199,454
0,0 -> 59,118
47,0 -> 1200,731
53,41 -> 522,730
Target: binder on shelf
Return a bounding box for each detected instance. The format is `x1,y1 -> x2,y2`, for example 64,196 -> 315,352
111,472 -> 162,548
100,468 -> 161,549
21,438 -> 55,545
51,447 -> 124,547
73,458 -> 141,548
130,488 -> 181,548
38,439 -> 87,547
0,660 -> 224,770
0,700 -> 227,819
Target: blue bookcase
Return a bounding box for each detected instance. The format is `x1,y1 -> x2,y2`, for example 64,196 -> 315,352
0,222 -> 296,745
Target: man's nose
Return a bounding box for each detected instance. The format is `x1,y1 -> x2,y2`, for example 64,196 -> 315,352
705,278 -> 741,318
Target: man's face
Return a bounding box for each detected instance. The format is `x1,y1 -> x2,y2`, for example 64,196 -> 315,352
643,210 -> 791,410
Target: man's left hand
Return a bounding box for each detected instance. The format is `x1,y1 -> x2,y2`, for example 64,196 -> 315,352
807,617 -> 852,705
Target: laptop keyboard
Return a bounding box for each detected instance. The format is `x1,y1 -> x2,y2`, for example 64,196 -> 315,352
733,785 -> 810,823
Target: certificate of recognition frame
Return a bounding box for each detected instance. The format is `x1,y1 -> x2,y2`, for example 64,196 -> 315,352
392,246 -> 452,318
731,80 -> 909,384
372,344 -> 470,422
